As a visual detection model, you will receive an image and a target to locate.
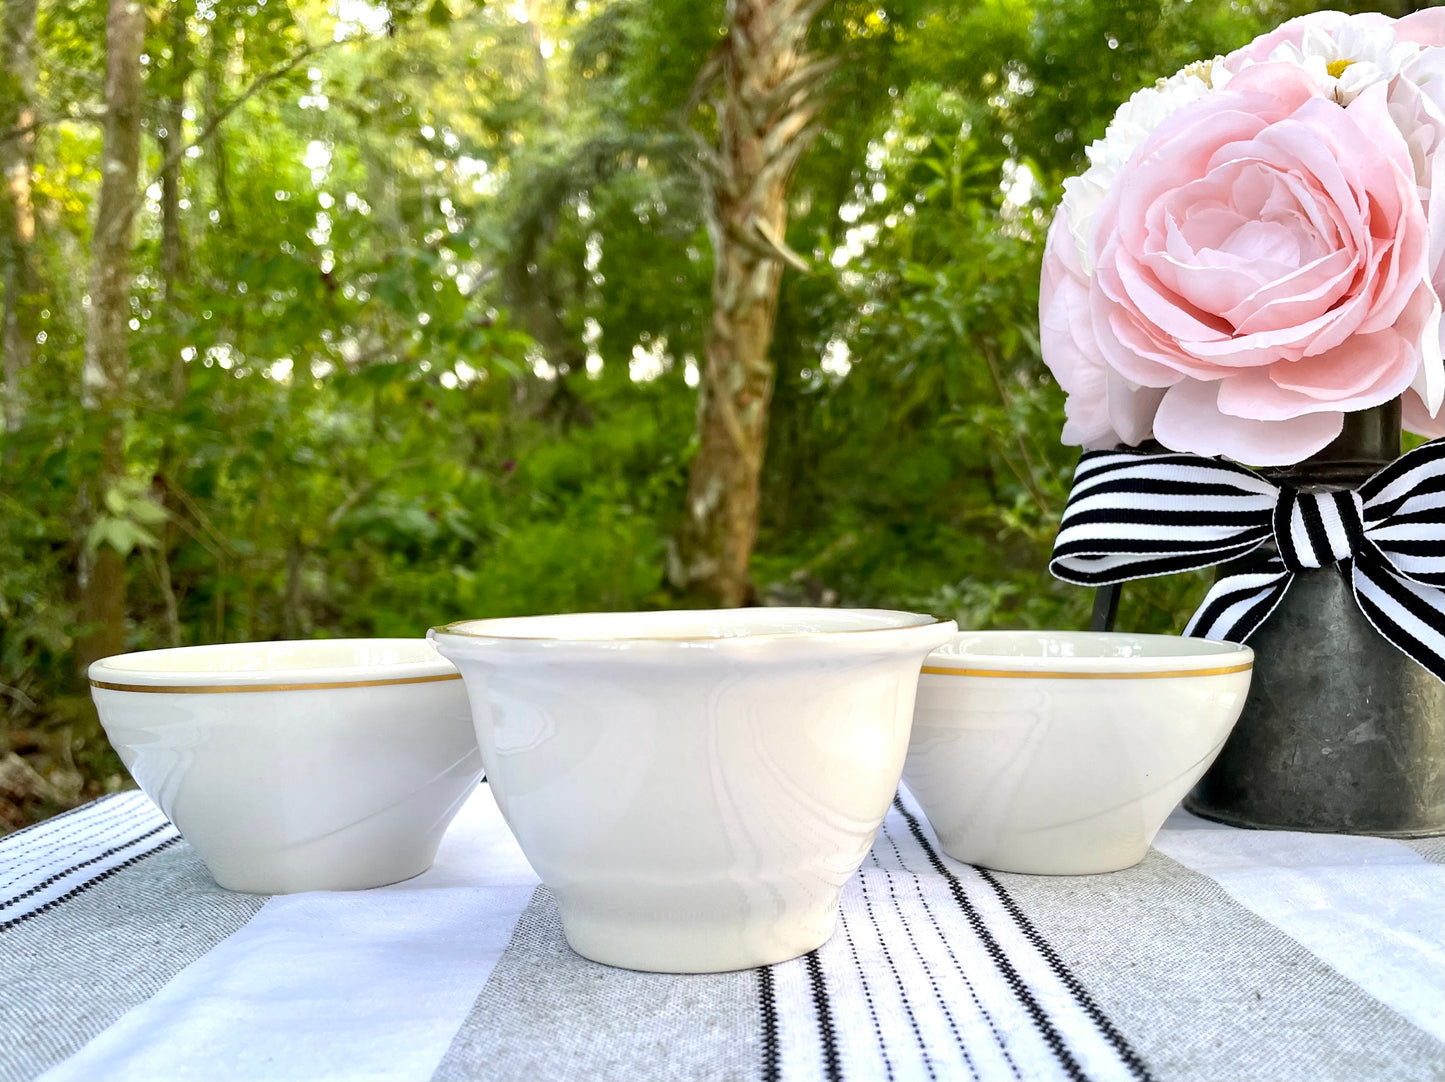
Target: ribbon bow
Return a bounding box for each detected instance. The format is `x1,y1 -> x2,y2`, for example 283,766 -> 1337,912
1049,438 -> 1445,682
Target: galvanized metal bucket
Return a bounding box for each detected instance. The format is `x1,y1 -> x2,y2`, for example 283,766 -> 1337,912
1182,404 -> 1445,836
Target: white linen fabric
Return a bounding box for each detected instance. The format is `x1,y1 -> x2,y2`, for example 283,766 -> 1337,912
37,786 -> 538,1082
1151,809 -> 1445,1043
1,785 -> 1440,1082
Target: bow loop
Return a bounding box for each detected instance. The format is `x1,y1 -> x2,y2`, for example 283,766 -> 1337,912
1048,450 -> 1275,585
1273,488 -> 1366,573
1049,438 -> 1445,683
1358,439 -> 1445,588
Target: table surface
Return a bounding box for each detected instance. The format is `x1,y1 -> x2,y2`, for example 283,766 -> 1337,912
0,784 -> 1441,1082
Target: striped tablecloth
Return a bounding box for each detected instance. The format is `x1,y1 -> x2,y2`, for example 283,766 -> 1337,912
1,783 -> 1441,1082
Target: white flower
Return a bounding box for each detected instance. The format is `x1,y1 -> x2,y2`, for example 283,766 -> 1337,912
1257,20 -> 1420,105
1060,60 -> 1228,274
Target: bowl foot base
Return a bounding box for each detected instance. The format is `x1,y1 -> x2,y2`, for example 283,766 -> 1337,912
558,907 -> 838,973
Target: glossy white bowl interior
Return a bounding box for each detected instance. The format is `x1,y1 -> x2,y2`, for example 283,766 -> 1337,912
431,607 -> 956,972
904,631 -> 1253,875
90,638 -> 483,893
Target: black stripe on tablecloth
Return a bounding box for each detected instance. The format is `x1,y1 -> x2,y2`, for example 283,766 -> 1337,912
873,845 -> 977,1080
0,823 -> 176,913
804,950 -> 843,1082
0,793 -> 115,845
0,793 -> 148,871
876,822 -> 1002,1080
0,804 -> 163,894
976,868 -> 1154,1082
758,964 -> 781,1082
0,798 -> 146,886
0,835 -> 181,934
839,903 -> 895,1081
892,795 -> 1089,1082
857,860 -> 936,1081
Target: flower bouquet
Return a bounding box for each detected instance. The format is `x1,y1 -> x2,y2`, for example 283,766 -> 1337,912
1039,10 -> 1445,835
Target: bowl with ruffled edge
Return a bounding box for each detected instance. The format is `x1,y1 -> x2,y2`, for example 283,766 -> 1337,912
430,607 -> 955,972
90,638 -> 482,893
903,631 -> 1252,875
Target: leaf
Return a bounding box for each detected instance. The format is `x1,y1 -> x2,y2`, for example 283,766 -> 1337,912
428,0 -> 452,27
100,481 -> 168,526
127,497 -> 170,527
357,361 -> 413,388
84,518 -> 160,558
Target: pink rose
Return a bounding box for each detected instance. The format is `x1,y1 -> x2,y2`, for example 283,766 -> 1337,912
1043,62 -> 1440,464
1220,8 -> 1445,440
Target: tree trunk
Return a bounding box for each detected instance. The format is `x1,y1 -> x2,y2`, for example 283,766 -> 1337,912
0,0 -> 38,432
160,0 -> 190,314
77,0 -> 146,670
156,0 -> 192,648
202,31 -> 231,231
669,0 -> 831,607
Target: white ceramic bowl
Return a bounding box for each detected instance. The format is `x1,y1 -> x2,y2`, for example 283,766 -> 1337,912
90,639 -> 483,893
903,631 -> 1253,875
430,608 -> 956,973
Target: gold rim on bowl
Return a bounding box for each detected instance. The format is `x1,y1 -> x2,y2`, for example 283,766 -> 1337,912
920,661 -> 1254,681
89,672 -> 464,695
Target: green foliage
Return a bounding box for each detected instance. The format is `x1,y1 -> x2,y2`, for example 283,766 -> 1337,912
0,0 -> 1339,827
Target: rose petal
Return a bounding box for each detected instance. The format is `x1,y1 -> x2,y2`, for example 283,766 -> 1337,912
1214,329 -> 1415,418
1084,263 -> 1200,385
1398,9 -> 1445,48
1219,62 -> 1326,114
1404,389 -> 1445,439
1228,248 -> 1356,335
1402,281 -> 1445,415
1153,379 -> 1345,465
1103,107 -> 1275,262
1107,370 -> 1166,447
1270,330 -> 1417,405
1105,248 -> 1232,343
1042,209 -> 1153,448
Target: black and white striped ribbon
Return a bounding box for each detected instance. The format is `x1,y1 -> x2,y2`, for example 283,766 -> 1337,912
1049,439 -> 1445,682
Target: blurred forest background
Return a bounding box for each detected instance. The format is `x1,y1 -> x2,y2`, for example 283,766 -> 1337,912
0,0 -> 1415,829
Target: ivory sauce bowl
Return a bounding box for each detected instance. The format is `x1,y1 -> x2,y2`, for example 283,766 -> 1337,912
430,608 -> 955,972
903,631 -> 1252,875
90,639 -> 482,893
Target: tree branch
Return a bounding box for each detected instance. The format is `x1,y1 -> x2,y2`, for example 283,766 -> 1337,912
0,107 -> 106,145
145,39 -> 335,192
0,682 -> 38,711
